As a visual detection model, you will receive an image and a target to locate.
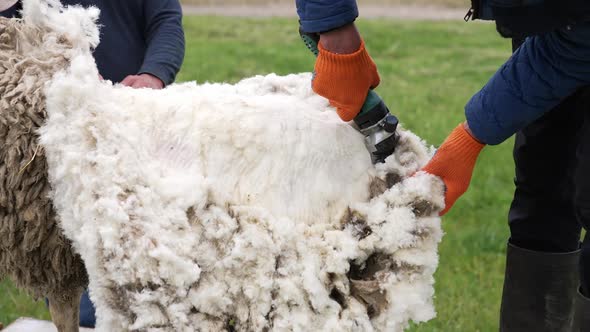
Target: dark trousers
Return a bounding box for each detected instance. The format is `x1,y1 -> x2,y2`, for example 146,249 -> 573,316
79,290 -> 96,327
508,86 -> 590,296
508,38 -> 590,295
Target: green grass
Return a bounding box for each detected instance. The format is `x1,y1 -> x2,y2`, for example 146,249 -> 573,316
0,281 -> 51,325
1,17 -> 514,331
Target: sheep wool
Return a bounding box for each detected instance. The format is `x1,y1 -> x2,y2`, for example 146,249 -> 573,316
20,1 -> 445,331
0,0 -> 89,321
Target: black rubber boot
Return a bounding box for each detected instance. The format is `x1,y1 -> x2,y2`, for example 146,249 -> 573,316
574,288 -> 590,332
500,242 -> 581,332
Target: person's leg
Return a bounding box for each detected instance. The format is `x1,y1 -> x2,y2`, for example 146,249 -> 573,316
574,235 -> 590,331
507,36 -> 583,254
507,91 -> 584,253
582,233 -> 590,298
573,87 -> 590,295
572,91 -> 590,329
501,89 -> 586,331
79,290 -> 96,328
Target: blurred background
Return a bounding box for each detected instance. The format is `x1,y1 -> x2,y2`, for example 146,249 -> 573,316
183,0 -> 465,7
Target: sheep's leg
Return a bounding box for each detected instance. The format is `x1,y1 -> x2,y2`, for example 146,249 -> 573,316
47,287 -> 84,332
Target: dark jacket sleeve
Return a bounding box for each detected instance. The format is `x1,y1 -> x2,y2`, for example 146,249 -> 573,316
296,0 -> 358,33
0,1 -> 21,18
139,0 -> 185,86
465,22 -> 590,145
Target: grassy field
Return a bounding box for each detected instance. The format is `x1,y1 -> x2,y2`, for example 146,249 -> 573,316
181,0 -> 469,8
0,16 -> 514,331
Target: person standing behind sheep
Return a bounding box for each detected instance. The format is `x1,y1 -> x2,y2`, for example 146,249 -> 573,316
1,0 -> 185,328
2,0 -> 184,88
297,0 -> 590,330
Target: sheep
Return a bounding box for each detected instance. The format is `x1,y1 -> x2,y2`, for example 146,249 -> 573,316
0,10 -> 93,332
41,64 -> 446,331
2,1 -> 446,331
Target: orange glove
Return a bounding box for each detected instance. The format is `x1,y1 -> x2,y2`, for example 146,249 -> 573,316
422,123 -> 485,215
313,40 -> 380,121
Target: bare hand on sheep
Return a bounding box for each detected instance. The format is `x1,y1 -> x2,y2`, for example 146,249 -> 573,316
121,73 -> 164,89
421,122 -> 485,215
312,23 -> 381,121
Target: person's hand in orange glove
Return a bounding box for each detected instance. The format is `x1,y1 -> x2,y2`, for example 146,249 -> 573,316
421,122 -> 486,215
314,23 -> 381,121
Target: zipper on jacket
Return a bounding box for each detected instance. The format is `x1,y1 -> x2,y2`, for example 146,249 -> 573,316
464,7 -> 475,21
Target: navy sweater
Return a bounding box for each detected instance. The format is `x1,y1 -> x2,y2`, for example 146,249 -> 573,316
1,0 -> 185,85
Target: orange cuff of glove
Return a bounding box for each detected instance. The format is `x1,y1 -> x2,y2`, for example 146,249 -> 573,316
313,40 -> 380,121
422,123 -> 485,215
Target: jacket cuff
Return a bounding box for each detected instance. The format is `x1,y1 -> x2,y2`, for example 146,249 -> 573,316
138,65 -> 173,87
465,91 -> 508,146
299,7 -> 358,33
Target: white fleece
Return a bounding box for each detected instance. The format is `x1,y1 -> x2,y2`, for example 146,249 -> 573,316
22,1 -> 446,331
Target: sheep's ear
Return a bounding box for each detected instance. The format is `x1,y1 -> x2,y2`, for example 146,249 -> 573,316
22,0 -> 101,50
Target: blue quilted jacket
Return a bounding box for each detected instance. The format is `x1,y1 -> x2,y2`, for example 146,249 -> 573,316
296,0 -> 358,33
467,0 -> 590,144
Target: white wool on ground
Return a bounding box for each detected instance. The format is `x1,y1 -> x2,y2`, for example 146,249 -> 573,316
24,1 -> 445,331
